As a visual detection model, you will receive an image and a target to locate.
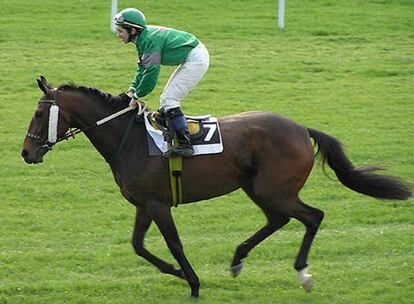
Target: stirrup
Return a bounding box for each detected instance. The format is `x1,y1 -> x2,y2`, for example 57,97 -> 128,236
162,147 -> 194,158
162,149 -> 176,158
172,146 -> 194,158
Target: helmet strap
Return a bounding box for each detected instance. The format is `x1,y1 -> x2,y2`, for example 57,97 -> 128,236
126,27 -> 140,43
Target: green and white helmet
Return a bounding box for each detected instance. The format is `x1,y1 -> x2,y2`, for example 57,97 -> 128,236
114,8 -> 146,29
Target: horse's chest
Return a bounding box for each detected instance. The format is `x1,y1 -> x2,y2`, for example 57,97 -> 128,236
112,169 -> 170,206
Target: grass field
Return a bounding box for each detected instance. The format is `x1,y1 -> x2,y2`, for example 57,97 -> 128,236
1,0 -> 413,303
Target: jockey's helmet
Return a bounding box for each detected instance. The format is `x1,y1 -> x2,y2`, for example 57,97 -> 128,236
114,8 -> 146,30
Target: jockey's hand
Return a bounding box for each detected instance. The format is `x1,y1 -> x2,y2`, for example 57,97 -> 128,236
129,98 -> 141,109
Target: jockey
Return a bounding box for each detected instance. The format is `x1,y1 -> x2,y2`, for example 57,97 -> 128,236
114,8 -> 209,157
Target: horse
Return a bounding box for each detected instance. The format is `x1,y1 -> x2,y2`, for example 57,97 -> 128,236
21,76 -> 412,298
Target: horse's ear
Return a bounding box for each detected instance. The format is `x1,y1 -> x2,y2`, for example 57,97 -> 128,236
37,75 -> 52,94
40,76 -> 50,87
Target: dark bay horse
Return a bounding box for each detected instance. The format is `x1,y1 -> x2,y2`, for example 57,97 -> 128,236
22,77 -> 411,297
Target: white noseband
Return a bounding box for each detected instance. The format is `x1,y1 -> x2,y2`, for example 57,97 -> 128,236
48,104 -> 59,143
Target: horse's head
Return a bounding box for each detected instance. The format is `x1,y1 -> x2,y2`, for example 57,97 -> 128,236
21,76 -> 71,164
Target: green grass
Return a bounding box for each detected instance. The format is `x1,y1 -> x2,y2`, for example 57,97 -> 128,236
1,0 -> 413,303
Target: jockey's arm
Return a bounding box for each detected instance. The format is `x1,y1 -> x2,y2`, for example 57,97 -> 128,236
127,64 -> 160,108
128,41 -> 162,98
132,64 -> 160,99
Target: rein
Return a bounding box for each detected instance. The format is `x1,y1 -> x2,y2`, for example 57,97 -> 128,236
27,98 -> 147,152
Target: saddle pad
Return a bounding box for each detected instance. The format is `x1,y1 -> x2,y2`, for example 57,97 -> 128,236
143,111 -> 223,156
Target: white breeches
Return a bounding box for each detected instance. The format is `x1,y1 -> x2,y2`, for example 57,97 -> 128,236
160,42 -> 209,111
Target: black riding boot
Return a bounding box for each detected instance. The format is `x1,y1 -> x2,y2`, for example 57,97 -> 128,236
165,107 -> 194,157
173,127 -> 194,157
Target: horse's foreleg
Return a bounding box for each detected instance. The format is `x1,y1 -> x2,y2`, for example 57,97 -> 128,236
230,211 -> 290,277
132,207 -> 185,279
146,201 -> 200,298
291,199 -> 324,292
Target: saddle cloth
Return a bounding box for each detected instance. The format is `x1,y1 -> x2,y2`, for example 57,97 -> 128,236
144,111 -> 223,156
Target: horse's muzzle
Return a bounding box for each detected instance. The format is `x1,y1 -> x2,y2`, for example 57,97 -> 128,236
21,148 -> 44,164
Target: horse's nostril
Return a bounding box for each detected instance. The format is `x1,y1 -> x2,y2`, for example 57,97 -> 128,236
21,149 -> 29,158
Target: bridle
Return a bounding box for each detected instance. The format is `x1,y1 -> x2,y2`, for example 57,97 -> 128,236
26,97 -> 147,151
26,99 -> 61,150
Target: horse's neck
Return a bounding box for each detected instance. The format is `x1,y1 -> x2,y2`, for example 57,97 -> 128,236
66,93 -> 145,164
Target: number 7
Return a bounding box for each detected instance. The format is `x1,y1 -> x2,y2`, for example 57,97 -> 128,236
204,124 -> 217,142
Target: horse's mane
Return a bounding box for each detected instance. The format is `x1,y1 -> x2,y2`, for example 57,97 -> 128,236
57,83 -> 143,110
58,83 -> 115,103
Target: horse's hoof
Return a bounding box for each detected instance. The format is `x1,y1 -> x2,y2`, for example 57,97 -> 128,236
298,267 -> 314,292
301,275 -> 314,292
231,263 -> 243,277
190,289 -> 199,298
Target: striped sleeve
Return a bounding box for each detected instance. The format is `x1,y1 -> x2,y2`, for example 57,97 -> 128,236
130,43 -> 162,97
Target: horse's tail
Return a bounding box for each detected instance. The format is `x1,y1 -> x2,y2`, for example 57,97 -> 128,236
307,128 -> 412,200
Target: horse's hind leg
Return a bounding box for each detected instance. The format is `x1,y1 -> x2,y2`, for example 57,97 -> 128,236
231,186 -> 290,277
230,210 -> 290,277
289,199 -> 324,292
132,207 -> 185,279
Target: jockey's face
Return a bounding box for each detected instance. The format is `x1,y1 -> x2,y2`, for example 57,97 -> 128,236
116,26 -> 138,44
116,26 -> 130,43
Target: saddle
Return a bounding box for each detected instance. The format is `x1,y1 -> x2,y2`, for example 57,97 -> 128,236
146,111 -> 214,208
144,110 -> 223,208
147,111 -> 212,141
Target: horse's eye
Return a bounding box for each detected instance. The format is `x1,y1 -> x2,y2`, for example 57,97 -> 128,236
35,111 -> 43,118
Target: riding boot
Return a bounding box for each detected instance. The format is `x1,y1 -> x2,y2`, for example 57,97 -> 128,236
164,107 -> 194,158
173,127 -> 194,157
